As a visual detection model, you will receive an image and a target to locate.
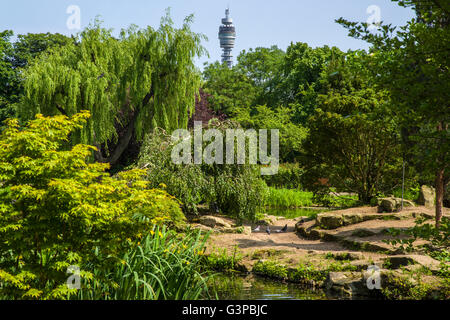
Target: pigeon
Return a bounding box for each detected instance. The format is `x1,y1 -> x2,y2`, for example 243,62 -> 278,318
266,226 -> 271,235
281,224 -> 288,233
253,225 -> 260,232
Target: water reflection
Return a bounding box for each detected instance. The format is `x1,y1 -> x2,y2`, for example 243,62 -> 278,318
207,274 -> 327,300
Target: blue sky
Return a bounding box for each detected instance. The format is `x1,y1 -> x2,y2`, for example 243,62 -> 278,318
1,0 -> 414,69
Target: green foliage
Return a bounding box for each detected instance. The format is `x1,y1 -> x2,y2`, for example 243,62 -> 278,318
266,188 -> 314,208
20,13 -> 206,165
211,163 -> 268,223
203,43 -> 344,126
137,120 -> 269,222
253,260 -> 288,279
203,246 -> 243,273
262,163 -> 304,189
202,61 -> 259,116
289,263 -> 328,283
302,51 -> 402,203
76,226 -> 212,300
253,260 -> 328,284
9,32 -> 72,69
0,30 -> 17,126
235,46 -> 285,107
312,190 -> 360,208
337,0 -> 449,223
0,112 -> 184,299
0,31 -> 72,127
381,271 -> 434,300
234,105 -> 307,163
384,216 -> 450,253
137,128 -> 210,215
279,43 -> 345,124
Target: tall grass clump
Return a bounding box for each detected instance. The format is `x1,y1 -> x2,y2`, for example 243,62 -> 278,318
76,226 -> 214,300
266,188 -> 314,208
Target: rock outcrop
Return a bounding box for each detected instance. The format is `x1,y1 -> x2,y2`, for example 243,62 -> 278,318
417,185 -> 435,208
377,197 -> 415,213
198,215 -> 231,228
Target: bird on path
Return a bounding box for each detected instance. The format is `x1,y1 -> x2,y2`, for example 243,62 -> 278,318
266,226 -> 271,235
276,224 -> 288,233
253,225 -> 260,232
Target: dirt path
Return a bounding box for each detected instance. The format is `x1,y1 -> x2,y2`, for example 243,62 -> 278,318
197,205 -> 449,270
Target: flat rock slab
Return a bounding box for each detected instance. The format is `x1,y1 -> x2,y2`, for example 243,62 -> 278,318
199,215 -> 232,228
382,254 -> 443,272
296,218 -> 420,253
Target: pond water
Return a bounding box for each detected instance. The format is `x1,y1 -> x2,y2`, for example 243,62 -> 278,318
206,274 -> 327,300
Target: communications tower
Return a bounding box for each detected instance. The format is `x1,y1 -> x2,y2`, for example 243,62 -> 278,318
218,8 -> 236,68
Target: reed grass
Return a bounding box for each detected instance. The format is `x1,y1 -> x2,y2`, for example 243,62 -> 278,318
266,188 -> 314,208
76,226 -> 214,300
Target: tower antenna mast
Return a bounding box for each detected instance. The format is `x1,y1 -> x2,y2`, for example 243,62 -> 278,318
218,7 -> 236,68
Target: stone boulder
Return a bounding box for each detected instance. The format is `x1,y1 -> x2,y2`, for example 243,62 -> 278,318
256,214 -> 277,226
316,213 -> 343,229
198,216 -> 231,228
417,185 -> 435,207
377,197 -> 415,213
220,226 -> 252,235
325,272 -> 377,299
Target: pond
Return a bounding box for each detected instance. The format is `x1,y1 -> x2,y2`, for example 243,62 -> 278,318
206,274 -> 327,300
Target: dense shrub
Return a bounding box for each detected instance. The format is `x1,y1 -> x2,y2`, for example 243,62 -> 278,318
0,112 -> 184,299
137,121 -> 269,222
262,163 -> 303,189
211,164 -> 268,223
137,128 -> 210,215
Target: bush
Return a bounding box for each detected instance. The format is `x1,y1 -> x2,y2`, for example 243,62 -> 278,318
0,112 -> 184,299
137,121 -> 269,222
262,163 -> 304,189
203,246 -> 243,273
212,164 -> 268,223
137,128 -> 210,215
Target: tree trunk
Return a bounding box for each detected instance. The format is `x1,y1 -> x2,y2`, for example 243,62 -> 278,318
94,86 -> 157,166
435,167 -> 444,228
435,120 -> 446,228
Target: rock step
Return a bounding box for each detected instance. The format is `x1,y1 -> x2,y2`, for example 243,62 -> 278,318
315,211 -> 436,230
296,222 -> 405,254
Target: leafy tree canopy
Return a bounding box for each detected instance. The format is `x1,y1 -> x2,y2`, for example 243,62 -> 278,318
302,51 -> 402,203
336,0 -> 449,224
0,31 -> 72,127
20,13 -> 206,166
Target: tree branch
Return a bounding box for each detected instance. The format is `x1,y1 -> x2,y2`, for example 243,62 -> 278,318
55,104 -> 68,116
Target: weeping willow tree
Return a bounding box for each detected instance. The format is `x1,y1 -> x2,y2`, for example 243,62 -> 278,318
20,12 -> 206,165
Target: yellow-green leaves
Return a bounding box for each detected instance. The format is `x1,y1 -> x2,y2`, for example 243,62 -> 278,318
0,112 -> 184,299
